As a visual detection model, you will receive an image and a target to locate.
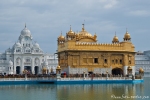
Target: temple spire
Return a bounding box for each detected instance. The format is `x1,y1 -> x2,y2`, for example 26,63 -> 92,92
126,28 -> 128,32
61,31 -> 62,36
82,20 -> 85,31
82,23 -> 85,31
70,25 -> 72,31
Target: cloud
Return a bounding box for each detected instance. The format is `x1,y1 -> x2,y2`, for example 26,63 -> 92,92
0,0 -> 150,53
103,0 -> 118,9
129,10 -> 150,17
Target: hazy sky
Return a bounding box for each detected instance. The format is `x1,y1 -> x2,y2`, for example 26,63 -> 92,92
0,0 -> 150,53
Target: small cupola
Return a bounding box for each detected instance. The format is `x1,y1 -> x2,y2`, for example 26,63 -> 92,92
112,32 -> 119,43
123,29 -> 131,41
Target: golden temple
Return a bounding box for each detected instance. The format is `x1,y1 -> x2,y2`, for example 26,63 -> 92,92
57,24 -> 136,75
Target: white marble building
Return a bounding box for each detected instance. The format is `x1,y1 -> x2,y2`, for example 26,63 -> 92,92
0,25 -> 58,75
135,51 -> 150,77
43,53 -> 58,73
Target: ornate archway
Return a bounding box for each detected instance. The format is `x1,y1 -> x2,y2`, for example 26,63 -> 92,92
16,66 -> 20,74
112,68 -> 123,75
34,66 -> 39,75
16,57 -> 21,66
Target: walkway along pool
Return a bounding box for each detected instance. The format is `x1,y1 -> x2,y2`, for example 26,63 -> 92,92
0,77 -> 144,85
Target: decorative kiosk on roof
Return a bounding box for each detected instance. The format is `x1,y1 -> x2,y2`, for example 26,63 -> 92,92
57,24 -> 136,76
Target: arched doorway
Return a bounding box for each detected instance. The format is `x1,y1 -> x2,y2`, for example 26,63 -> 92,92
16,66 -> 20,74
112,68 -> 123,75
34,66 -> 39,75
88,71 -> 93,74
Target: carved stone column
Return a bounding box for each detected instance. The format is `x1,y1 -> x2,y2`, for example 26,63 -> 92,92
21,57 -> 24,74
32,57 -> 35,74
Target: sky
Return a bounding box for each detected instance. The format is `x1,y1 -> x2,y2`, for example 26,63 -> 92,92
0,0 -> 150,53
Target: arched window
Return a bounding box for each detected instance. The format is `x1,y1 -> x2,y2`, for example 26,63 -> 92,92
94,58 -> 98,63
26,58 -> 31,62
120,60 -> 122,64
112,60 -> 114,64
35,58 -> 39,65
104,59 -> 107,63
129,60 -> 131,64
25,47 -> 31,53
116,59 -> 118,63
36,49 -> 39,52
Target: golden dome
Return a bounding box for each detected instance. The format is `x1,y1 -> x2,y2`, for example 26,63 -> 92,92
139,68 -> 144,73
113,36 -> 118,41
56,65 -> 61,69
68,30 -> 74,34
124,31 -> 131,39
59,35 -> 65,39
112,33 -> 119,43
78,24 -> 92,37
127,66 -> 132,70
78,31 -> 92,37
58,32 -> 65,39
67,25 -> 74,34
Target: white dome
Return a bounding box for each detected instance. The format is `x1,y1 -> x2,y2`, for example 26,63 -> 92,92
8,60 -> 13,65
21,26 -> 31,37
34,43 -> 40,48
15,42 -> 21,47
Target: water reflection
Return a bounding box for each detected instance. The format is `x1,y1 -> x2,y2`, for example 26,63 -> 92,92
0,84 -> 57,100
56,84 -> 139,100
0,78 -> 148,100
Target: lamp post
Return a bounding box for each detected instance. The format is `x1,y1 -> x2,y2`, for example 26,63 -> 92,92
42,67 -> 47,74
106,71 -> 108,80
50,68 -> 53,74
56,65 -> 61,79
83,71 -> 85,79
23,70 -> 28,80
127,66 -> 132,78
139,68 -> 144,79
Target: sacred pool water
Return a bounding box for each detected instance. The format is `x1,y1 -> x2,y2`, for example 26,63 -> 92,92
0,78 -> 149,100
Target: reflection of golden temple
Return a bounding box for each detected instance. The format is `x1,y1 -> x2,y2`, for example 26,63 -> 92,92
57,24 -> 136,75
56,84 -> 136,100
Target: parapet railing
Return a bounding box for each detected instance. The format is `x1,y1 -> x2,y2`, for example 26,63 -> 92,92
0,77 -> 56,81
0,77 -> 135,81
59,77 -> 133,80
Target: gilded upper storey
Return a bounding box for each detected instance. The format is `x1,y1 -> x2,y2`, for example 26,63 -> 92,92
57,24 -> 135,53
